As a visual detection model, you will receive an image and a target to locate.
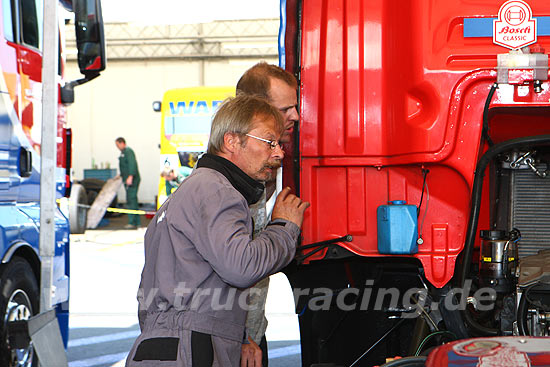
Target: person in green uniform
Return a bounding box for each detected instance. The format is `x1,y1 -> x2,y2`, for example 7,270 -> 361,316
115,137 -> 141,228
160,166 -> 193,196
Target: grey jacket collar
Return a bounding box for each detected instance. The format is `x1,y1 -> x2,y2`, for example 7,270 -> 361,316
196,153 -> 264,205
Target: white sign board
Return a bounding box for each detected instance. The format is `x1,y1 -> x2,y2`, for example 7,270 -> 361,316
493,0 -> 537,49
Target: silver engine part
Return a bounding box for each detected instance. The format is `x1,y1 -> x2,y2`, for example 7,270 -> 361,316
516,250 -> 550,336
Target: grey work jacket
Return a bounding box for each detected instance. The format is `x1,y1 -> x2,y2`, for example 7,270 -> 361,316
136,167 -> 299,342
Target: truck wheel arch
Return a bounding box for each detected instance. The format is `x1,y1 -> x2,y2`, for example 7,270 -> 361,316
1,243 -> 40,284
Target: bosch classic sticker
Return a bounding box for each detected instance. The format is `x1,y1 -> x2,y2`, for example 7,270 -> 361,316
494,0 -> 537,49
454,340 -> 502,356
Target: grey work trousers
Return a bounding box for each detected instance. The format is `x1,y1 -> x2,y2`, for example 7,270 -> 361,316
126,311 -> 244,367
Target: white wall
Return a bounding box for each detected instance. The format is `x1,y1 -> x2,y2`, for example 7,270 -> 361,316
65,57 -> 277,204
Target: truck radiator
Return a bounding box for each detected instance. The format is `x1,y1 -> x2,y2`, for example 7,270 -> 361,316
511,166 -> 550,258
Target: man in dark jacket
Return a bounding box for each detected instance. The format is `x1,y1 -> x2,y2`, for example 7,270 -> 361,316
236,62 -> 300,366
115,137 -> 141,228
126,95 -> 309,367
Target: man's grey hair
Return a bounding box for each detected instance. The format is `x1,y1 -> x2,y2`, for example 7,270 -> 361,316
207,95 -> 284,155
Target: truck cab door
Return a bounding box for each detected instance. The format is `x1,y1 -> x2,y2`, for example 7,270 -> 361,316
1,0 -> 21,199
15,0 -> 43,152
2,0 -> 46,201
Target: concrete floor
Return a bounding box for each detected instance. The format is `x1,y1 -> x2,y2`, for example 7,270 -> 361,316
67,214 -> 301,366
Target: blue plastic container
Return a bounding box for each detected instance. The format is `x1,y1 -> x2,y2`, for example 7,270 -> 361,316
377,200 -> 419,254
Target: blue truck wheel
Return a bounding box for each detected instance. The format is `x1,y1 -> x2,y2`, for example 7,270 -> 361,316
0,257 -> 38,367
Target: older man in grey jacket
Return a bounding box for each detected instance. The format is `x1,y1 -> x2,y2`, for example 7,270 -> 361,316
126,95 -> 309,367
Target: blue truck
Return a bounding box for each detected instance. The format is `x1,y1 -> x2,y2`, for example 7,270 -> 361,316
0,0 -> 105,364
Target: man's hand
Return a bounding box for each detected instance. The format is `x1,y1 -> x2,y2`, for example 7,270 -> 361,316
271,187 -> 310,227
126,175 -> 133,186
241,336 -> 262,367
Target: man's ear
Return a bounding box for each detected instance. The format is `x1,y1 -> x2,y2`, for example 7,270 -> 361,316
222,132 -> 239,154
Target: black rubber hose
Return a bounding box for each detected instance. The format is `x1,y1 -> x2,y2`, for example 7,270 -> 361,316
482,83 -> 498,147
407,316 -> 429,356
438,287 -> 470,339
380,356 -> 427,367
458,83 -> 498,337
457,135 -> 550,336
517,287 -> 531,336
462,304 -> 498,336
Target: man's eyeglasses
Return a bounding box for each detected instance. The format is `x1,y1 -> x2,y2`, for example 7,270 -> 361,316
245,134 -> 282,150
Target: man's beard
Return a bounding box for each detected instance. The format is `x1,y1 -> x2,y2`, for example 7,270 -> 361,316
260,161 -> 281,181
265,161 -> 281,170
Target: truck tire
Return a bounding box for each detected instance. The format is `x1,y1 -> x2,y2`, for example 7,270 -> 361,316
0,257 -> 39,367
69,183 -> 88,234
79,178 -> 118,216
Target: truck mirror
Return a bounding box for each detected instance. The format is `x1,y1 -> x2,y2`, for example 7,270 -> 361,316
152,101 -> 161,112
60,85 -> 75,104
73,0 -> 106,76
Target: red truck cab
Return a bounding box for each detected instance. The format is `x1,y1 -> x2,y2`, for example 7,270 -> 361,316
281,1 -> 550,365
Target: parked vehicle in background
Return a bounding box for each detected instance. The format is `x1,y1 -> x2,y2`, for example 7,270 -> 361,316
280,0 -> 550,365
154,86 -> 233,208
0,0 -> 105,364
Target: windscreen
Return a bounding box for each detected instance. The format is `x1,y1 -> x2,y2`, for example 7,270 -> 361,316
163,115 -> 212,136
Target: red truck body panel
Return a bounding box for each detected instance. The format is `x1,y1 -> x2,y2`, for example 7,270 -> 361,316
294,0 -> 550,287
